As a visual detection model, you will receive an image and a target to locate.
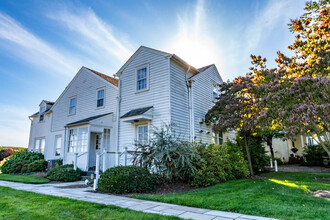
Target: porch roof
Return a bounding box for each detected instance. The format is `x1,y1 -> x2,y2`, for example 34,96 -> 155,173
120,106 -> 153,123
120,106 -> 153,118
66,113 -> 113,127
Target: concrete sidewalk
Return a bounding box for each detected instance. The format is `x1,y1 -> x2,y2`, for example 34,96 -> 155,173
0,180 -> 276,220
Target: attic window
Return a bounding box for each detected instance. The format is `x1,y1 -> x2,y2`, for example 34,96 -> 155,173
39,114 -> 44,122
212,84 -> 219,101
97,89 -> 104,108
69,97 -> 76,115
137,67 -> 148,91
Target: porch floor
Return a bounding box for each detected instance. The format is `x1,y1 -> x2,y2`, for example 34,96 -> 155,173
0,180 -> 276,220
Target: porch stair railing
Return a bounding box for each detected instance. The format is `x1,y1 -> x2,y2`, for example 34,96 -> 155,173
93,147 -> 135,190
73,152 -> 88,171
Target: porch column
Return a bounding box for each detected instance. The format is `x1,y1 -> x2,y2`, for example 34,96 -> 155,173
86,126 -> 91,171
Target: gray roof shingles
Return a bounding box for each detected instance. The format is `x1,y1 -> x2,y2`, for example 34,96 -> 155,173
120,106 -> 153,118
66,113 -> 113,126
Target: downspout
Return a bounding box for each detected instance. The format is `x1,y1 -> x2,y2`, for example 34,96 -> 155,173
185,66 -> 192,142
115,78 -> 121,166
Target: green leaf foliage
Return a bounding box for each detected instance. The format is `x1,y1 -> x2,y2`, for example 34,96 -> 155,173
191,142 -> 249,187
47,164 -> 82,182
0,150 -> 44,174
98,166 -> 157,194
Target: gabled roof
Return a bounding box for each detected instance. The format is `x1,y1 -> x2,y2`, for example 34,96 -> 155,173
121,106 -> 153,118
66,113 -> 113,127
115,46 -> 200,76
198,64 -> 214,72
85,67 -> 118,87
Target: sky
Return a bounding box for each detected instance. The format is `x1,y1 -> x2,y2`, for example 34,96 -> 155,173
0,0 -> 306,147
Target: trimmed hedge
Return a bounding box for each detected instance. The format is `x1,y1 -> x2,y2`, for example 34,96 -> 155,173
47,164 -> 82,182
27,160 -> 48,173
191,142 -> 249,187
98,166 -> 157,194
0,150 -> 44,174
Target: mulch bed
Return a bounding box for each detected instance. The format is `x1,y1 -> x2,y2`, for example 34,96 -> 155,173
315,177 -> 330,182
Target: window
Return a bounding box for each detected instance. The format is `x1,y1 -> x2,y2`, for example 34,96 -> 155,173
137,125 -> 148,145
212,132 -> 223,145
97,89 -> 104,108
39,106 -> 46,122
40,106 -> 46,113
95,134 -> 101,150
39,114 -> 44,122
213,84 -> 219,101
55,135 -> 62,156
137,67 -> 147,91
69,97 -> 76,114
68,127 -> 88,153
34,137 -> 45,154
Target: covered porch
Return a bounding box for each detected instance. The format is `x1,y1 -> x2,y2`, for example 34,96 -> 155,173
64,113 -> 117,171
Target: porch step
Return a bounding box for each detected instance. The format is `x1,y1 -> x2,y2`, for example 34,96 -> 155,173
81,170 -> 96,181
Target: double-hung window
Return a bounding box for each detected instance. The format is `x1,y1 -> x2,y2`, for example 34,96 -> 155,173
69,97 -> 76,115
137,125 -> 148,145
97,89 -> 104,108
55,135 -> 62,156
34,137 -> 45,153
137,67 -> 147,91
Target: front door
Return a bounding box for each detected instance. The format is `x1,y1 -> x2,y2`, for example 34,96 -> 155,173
88,133 -> 102,169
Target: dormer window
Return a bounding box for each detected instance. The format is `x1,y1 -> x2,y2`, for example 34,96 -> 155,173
69,97 -> 76,115
137,66 -> 148,91
97,89 -> 104,108
39,106 -> 46,122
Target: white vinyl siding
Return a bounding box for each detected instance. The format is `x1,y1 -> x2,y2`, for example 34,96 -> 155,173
118,48 -> 170,164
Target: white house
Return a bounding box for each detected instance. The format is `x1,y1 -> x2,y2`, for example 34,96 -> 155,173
28,46 -> 224,171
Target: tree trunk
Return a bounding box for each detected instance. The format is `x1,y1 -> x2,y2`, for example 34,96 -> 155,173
267,138 -> 275,159
317,135 -> 330,159
244,133 -> 254,176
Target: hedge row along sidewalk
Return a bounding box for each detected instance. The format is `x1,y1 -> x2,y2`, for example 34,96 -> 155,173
0,180 -> 276,220
0,174 -> 49,184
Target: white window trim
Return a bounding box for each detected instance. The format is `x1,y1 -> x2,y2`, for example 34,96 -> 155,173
135,64 -> 150,93
54,135 -> 62,157
135,122 -> 150,145
68,96 -> 77,116
96,87 -> 105,109
34,137 -> 46,154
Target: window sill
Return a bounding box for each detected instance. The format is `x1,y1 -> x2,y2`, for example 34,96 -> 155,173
96,106 -> 105,110
135,88 -> 149,94
68,113 -> 76,116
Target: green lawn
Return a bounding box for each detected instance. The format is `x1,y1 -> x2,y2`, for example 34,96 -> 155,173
0,186 -> 179,220
133,172 -> 330,220
0,174 -> 50,184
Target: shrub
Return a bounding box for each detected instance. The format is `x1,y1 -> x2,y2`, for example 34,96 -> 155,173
47,164 -> 82,182
132,124 -> 197,182
0,150 -> 44,174
236,131 -> 270,173
0,148 -> 14,161
302,144 -> 327,166
98,166 -> 157,194
191,142 -> 249,187
274,157 -> 284,166
27,159 -> 48,173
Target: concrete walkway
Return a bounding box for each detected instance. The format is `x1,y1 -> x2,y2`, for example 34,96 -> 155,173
0,180 -> 276,220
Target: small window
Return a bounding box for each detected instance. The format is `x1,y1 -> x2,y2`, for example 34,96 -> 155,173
69,97 -> 76,114
137,125 -> 148,145
55,135 -> 62,156
97,89 -> 104,108
39,114 -> 44,122
137,67 -> 147,91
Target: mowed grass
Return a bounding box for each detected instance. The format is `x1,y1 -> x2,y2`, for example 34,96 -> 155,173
0,174 -> 50,184
133,172 -> 330,220
0,186 -> 180,220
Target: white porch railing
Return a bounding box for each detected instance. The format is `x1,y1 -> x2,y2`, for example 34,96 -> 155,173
93,147 -> 135,190
73,152 -> 88,170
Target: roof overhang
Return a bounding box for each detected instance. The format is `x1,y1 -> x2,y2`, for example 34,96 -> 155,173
120,107 -> 153,123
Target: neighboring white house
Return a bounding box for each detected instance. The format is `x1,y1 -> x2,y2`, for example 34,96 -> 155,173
28,46 -> 223,171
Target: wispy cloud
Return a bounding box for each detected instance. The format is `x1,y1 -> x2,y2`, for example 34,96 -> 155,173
0,12 -> 79,76
0,104 -> 31,147
47,6 -> 133,67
